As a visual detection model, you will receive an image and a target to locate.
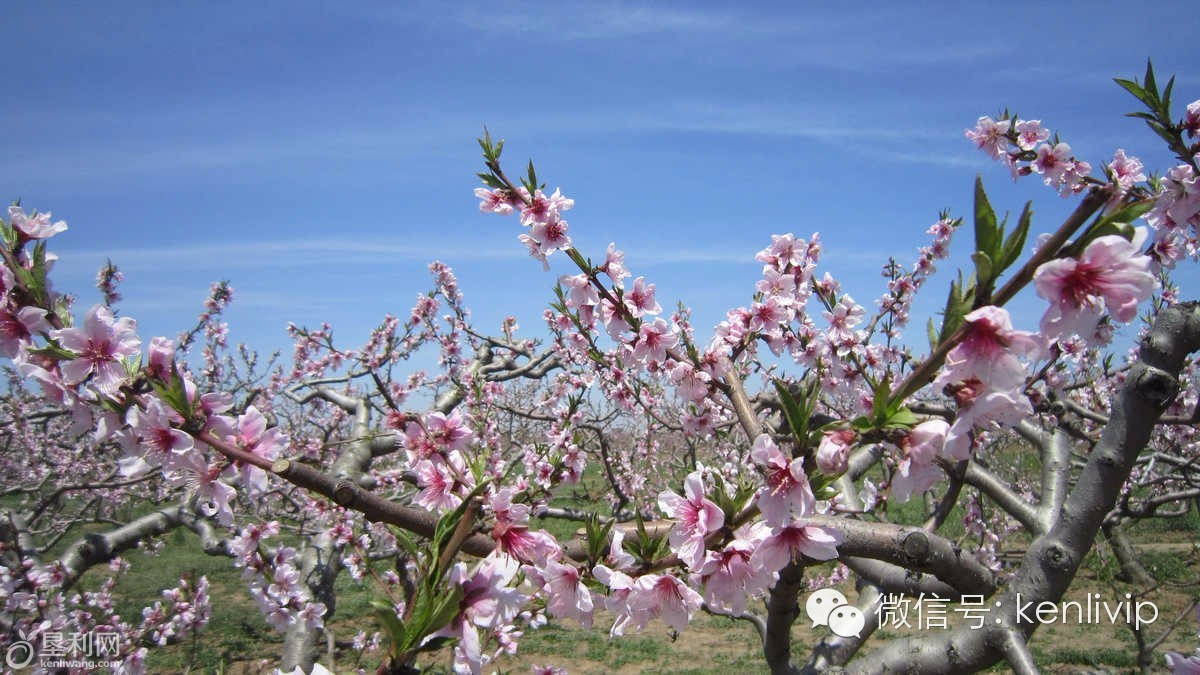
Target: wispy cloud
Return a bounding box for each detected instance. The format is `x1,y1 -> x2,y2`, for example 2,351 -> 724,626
447,3 -> 1009,72
451,3 -> 754,41
53,237 -> 531,276
53,235 -> 897,283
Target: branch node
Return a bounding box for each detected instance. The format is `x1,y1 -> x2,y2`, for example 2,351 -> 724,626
1041,543 -> 1073,572
901,531 -> 930,561
1133,365 -> 1179,409
333,481 -> 357,507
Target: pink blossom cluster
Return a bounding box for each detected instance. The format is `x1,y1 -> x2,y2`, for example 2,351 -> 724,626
873,216 -> 960,342
400,410 -> 478,512
1145,150 -> 1200,268
933,306 -> 1042,459
966,117 -> 1092,196
476,186 -> 574,270
0,556 -> 211,675
230,522 -> 327,633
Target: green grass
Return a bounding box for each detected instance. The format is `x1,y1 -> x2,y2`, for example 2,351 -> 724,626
49,455 -> 1198,673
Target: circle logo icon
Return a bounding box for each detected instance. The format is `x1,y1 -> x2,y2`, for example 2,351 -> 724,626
5,639 -> 35,670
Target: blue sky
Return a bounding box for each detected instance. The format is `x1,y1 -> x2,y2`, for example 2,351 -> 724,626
5,2 -> 1198,360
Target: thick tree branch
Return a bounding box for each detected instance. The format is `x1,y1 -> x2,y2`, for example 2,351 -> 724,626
850,300 -> 1200,673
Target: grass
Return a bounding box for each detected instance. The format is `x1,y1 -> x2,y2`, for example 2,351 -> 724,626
47,451 -> 1200,673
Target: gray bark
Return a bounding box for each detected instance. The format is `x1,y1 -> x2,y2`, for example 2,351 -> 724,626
1102,520 -> 1155,586
279,397 -> 372,672
843,301 -> 1200,672
57,503 -> 230,591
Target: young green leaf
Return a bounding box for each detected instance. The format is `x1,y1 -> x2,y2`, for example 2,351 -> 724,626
973,176 -> 1000,265
998,201 -> 1033,272
773,379 -> 810,445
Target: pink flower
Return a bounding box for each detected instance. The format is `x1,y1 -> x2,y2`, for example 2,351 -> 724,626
1014,119 -> 1049,151
749,521 -> 841,573
123,397 -> 193,474
697,530 -> 773,616
824,295 -> 865,354
889,420 -> 949,502
658,470 -> 724,570
489,488 -> 561,564
755,233 -> 805,269
147,337 -> 176,380
816,429 -> 856,475
751,434 -> 815,527
52,304 -> 141,396
474,187 -> 514,215
164,451 -> 236,526
626,277 -> 661,316
523,559 -> 593,628
218,406 -> 287,494
628,573 -> 704,633
403,411 -> 473,461
1183,100 -> 1200,138
440,555 -> 527,675
632,318 -> 677,365
1033,142 -> 1071,180
425,411 -> 474,453
0,306 -> 49,357
601,243 -> 630,288
891,456 -> 943,503
904,419 -> 949,465
756,267 -> 798,303
529,216 -> 571,253
414,458 -> 462,511
942,385 -> 1033,460
749,297 -> 788,335
933,306 -> 1042,394
1107,149 -> 1146,201
1034,232 -> 1156,343
7,205 -> 67,240
965,116 -> 1012,159
669,362 -> 711,403
559,273 -> 598,309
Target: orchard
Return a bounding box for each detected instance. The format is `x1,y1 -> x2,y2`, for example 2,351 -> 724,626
2,63 -> 1200,674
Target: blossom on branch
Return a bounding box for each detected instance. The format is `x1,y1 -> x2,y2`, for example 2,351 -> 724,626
1034,231 -> 1156,344
658,469 -> 724,570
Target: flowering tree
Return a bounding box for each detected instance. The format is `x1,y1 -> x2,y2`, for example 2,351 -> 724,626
2,63 -> 1200,674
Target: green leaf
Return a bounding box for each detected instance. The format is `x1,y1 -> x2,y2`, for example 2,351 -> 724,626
390,527 -> 421,560
1104,199 -> 1155,226
1143,60 -> 1158,102
477,173 -> 504,189
27,341 -> 76,361
938,274 -> 976,343
970,251 -> 993,290
773,379 -> 810,444
998,201 -> 1033,272
370,599 -> 406,657
885,407 -> 919,429
426,585 -> 465,636
1113,78 -> 1145,102
0,220 -> 15,248
525,160 -> 538,192
927,317 -> 939,351
871,375 -> 892,422
973,176 -> 1000,264
415,636 -> 456,654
